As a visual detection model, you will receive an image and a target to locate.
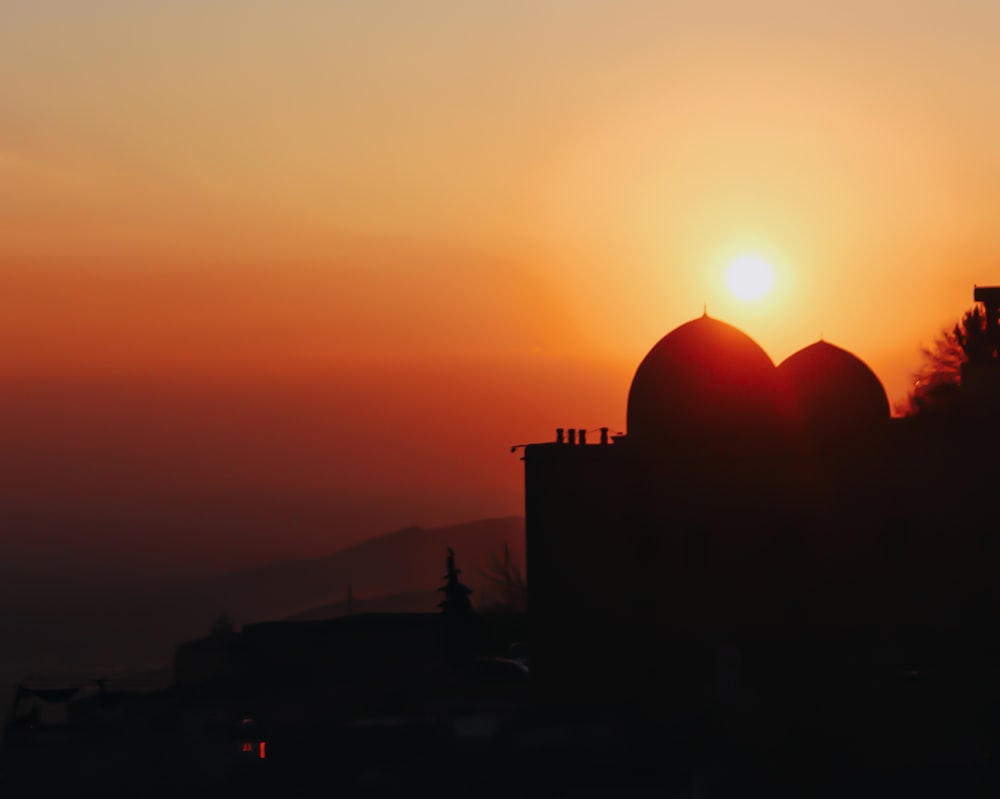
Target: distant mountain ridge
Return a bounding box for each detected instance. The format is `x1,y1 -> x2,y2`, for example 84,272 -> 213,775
182,516 -> 525,631
0,516 -> 525,712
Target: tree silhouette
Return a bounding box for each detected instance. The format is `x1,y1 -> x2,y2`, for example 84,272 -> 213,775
478,543 -> 527,612
438,547 -> 474,618
900,305 -> 993,416
437,547 -> 480,664
210,614 -> 235,638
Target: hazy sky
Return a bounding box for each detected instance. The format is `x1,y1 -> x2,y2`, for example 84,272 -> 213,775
3,1 -> 1000,575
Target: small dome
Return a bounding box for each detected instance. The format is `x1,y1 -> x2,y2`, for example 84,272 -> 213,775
777,340 -> 889,430
626,315 -> 786,441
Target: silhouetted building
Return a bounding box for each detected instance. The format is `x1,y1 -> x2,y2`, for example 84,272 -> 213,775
524,290 -> 1000,704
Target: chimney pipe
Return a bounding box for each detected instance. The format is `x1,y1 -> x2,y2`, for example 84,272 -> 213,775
568,428 -> 576,445
579,429 -> 587,445
556,428 -> 564,444
600,427 -> 609,445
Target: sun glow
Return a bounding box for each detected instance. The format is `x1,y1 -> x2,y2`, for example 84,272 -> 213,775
725,256 -> 775,301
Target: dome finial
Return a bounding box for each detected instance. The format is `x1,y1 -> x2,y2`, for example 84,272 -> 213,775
702,303 -> 708,318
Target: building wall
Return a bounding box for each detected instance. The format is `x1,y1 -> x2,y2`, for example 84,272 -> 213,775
524,419 -> 1000,703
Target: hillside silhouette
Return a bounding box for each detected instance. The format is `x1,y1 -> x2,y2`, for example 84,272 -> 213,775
284,588 -> 439,620
0,516 -> 524,714
178,516 -> 525,627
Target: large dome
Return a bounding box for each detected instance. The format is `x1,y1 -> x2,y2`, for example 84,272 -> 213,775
626,315 -> 786,442
777,340 -> 889,430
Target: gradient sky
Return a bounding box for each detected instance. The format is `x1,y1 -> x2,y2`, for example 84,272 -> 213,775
3,0 -> 1000,577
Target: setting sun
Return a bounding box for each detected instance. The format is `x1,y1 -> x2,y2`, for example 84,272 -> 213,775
725,256 -> 775,301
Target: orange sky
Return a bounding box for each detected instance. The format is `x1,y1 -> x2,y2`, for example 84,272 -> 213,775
3,1 -> 1000,575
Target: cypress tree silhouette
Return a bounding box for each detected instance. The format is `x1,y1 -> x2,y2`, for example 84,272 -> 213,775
438,547 -> 474,618
437,547 -> 480,664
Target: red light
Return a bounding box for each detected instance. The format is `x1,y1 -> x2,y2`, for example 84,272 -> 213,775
242,742 -> 253,752
259,741 -> 267,759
